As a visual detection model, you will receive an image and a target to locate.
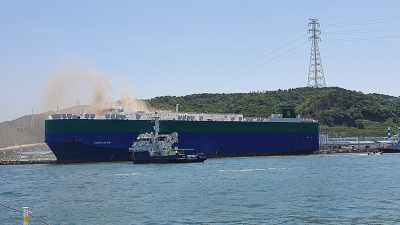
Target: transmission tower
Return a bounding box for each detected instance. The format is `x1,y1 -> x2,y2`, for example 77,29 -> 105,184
306,19 -> 333,129
307,19 -> 326,88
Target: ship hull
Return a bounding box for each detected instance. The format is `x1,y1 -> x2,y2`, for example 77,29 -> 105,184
382,149 -> 400,153
129,151 -> 206,164
379,147 -> 400,153
45,119 -> 319,163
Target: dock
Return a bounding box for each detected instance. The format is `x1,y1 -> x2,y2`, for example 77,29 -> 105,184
1,157 -> 57,165
0,143 -> 57,165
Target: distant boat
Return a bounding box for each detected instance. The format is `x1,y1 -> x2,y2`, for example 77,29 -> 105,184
368,150 -> 382,155
377,129 -> 399,153
127,115 -> 206,164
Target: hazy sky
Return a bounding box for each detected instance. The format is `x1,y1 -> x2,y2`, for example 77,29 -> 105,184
0,1 -> 399,122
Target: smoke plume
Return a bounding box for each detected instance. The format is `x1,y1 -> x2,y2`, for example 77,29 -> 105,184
42,66 -> 151,114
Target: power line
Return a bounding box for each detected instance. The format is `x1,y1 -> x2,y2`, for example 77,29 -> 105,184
198,44 -> 310,94
324,35 -> 400,42
144,27 -> 309,98
324,16 -> 400,27
324,27 -> 400,35
171,40 -> 309,96
322,17 -> 400,42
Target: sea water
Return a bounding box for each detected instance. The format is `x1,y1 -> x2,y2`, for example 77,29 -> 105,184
1,153 -> 400,224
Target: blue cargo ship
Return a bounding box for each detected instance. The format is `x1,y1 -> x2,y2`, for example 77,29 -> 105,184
45,107 -> 319,163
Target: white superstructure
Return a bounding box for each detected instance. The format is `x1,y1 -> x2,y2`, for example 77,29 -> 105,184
49,108 -> 317,123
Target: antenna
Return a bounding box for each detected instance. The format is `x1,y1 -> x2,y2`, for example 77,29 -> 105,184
31,108 -> 34,128
307,19 -> 326,88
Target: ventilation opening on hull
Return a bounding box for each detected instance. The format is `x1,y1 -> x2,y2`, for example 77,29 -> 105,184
68,138 -> 81,142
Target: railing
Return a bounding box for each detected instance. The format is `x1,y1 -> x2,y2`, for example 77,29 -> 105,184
0,204 -> 51,225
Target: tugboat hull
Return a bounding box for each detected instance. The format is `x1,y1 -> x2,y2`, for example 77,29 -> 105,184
130,151 -> 206,164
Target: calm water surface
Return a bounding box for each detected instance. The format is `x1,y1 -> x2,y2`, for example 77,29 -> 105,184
1,153 -> 400,224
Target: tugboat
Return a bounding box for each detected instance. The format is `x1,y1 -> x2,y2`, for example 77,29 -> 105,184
127,115 -> 206,164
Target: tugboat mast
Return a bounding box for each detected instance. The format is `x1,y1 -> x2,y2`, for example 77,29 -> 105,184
154,114 -> 160,151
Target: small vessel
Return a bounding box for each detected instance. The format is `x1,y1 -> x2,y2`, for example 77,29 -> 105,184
127,115 -> 206,164
367,150 -> 383,155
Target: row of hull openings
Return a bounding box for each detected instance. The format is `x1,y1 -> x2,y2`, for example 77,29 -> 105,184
63,136 -> 313,143
176,115 -> 244,121
51,114 -> 127,120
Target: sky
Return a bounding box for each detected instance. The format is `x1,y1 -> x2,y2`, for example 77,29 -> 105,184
0,0 -> 399,122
